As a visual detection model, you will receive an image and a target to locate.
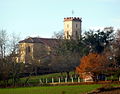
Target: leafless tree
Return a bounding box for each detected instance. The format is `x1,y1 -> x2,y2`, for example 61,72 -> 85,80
0,30 -> 7,59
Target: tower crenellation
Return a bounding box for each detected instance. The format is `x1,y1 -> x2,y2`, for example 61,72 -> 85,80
64,17 -> 82,21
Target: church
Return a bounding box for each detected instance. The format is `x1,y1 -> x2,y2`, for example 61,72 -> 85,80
17,17 -> 82,63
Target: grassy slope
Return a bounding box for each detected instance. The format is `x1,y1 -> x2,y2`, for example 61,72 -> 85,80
24,72 -> 74,79
0,84 -> 101,94
20,72 -> 75,83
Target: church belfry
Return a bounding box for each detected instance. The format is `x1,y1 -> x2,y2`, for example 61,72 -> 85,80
64,17 -> 82,39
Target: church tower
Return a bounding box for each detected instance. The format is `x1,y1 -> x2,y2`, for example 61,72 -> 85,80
64,17 -> 82,39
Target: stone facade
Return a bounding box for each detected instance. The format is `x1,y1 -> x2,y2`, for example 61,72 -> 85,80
64,17 -> 82,39
17,37 -> 56,63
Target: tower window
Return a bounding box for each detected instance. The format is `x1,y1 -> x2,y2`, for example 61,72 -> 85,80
26,46 -> 31,54
76,31 -> 78,37
28,46 -> 30,53
67,31 -> 69,38
76,24 -> 78,28
67,24 -> 69,28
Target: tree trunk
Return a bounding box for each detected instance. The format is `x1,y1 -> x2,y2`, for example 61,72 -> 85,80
61,72 -> 63,77
24,72 -> 33,86
66,71 -> 70,79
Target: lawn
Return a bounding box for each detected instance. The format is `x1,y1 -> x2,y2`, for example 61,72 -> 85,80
0,84 -> 101,94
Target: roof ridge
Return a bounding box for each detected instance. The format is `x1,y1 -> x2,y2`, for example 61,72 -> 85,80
19,37 -> 57,43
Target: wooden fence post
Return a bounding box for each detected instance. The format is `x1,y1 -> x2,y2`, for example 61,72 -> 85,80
52,77 -> 54,83
59,77 -> 61,83
65,77 -> 67,83
105,77 -> 107,81
39,79 -> 43,83
78,77 -> 80,82
71,77 -> 73,83
46,78 -> 47,83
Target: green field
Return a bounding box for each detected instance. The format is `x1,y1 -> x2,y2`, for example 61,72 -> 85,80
0,84 -> 101,94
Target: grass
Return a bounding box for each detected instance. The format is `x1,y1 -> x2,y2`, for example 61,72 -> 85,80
19,73 -> 120,85
24,71 -> 74,79
20,72 -> 76,84
0,84 -> 101,94
0,72 -> 74,86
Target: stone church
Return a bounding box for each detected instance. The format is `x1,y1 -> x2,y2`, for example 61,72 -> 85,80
17,17 -> 82,63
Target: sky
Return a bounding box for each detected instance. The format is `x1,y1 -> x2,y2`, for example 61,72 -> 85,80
0,0 -> 120,39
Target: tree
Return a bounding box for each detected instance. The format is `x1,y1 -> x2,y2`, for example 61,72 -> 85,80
76,53 -> 117,81
107,29 -> 120,77
0,59 -> 11,87
50,52 -> 80,78
0,30 -> 7,59
8,33 -> 20,57
50,31 -> 88,78
115,30 -> 120,65
52,30 -> 64,39
0,30 -> 9,86
0,31 -> 24,87
83,27 -> 114,53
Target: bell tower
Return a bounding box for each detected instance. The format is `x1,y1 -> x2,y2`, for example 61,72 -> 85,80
64,17 -> 82,39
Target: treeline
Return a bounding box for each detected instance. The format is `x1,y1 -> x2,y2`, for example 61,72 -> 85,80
0,30 -> 24,87
0,27 -> 120,87
76,27 -> 120,81
51,27 -> 120,81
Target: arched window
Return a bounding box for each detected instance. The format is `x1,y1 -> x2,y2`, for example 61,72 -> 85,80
67,31 -> 69,38
28,46 -> 30,53
76,31 -> 78,37
76,24 -> 78,28
26,46 -> 31,54
67,24 -> 69,28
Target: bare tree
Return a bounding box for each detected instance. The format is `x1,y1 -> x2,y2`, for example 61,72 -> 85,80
0,31 -> 24,87
0,30 -> 7,59
50,31 -> 84,78
7,33 -> 20,63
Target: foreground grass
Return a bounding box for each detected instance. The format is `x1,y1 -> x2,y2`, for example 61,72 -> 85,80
0,84 -> 101,94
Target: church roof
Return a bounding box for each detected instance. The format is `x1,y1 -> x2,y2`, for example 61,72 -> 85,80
19,37 -> 58,47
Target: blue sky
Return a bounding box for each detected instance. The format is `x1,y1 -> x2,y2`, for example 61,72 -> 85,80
0,0 -> 120,39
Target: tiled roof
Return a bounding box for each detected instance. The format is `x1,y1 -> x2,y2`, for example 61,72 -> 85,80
19,37 -> 58,47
